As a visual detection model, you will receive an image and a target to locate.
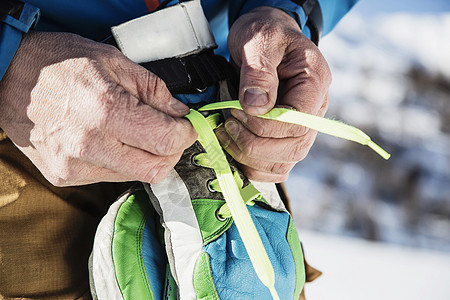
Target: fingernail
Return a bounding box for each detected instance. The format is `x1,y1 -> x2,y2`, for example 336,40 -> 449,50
231,109 -> 247,124
170,97 -> 189,114
225,120 -> 240,140
243,88 -> 268,107
215,128 -> 230,148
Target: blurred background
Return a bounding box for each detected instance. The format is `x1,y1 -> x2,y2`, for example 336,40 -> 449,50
284,0 -> 450,299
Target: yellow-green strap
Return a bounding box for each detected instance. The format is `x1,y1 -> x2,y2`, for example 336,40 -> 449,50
218,184 -> 260,219
185,109 -> 280,300
199,100 -> 390,160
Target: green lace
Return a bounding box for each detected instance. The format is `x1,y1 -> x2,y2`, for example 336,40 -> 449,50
185,100 -> 390,300
199,101 -> 390,160
191,116 -> 262,219
185,110 -> 280,299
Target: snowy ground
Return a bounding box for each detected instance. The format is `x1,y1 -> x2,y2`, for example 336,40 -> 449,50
299,229 -> 450,300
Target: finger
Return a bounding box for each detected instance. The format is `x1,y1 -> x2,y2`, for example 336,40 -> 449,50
110,144 -> 182,184
240,165 -> 291,183
62,166 -> 133,186
237,34 -> 285,116
216,125 -> 296,173
101,89 -> 197,156
109,55 -> 189,117
281,74 -> 330,116
231,90 -> 329,139
217,118 -> 317,163
84,136 -> 183,184
231,108 -> 311,138
278,41 -> 331,116
38,156 -> 132,187
85,168 -> 134,184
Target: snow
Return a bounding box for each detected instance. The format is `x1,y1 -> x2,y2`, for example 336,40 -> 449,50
299,229 -> 450,300
377,13 -> 450,78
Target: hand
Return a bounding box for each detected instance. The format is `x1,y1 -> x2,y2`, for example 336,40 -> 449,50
0,32 -> 197,186
218,6 -> 331,182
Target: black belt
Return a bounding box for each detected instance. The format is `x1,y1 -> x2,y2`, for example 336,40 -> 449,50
103,36 -> 237,95
0,0 -> 25,20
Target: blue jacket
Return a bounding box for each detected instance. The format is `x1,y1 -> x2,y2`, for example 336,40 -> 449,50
0,0 -> 358,80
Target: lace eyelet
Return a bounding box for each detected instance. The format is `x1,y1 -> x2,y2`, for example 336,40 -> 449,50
191,154 -> 200,166
207,179 -> 216,193
215,208 -> 227,222
196,86 -> 207,93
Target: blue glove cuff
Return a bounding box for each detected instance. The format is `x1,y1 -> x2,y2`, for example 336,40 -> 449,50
0,2 -> 40,81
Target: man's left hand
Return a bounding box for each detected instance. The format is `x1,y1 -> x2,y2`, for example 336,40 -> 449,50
218,6 -> 332,182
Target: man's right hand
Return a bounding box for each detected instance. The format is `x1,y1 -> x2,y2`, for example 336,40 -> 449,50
0,32 -> 197,186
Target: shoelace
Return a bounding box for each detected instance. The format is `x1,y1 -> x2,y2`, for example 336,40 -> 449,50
185,100 -> 390,299
192,114 -> 263,219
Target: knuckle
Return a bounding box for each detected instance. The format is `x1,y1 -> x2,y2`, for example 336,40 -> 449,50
48,158 -> 74,187
240,138 -> 256,158
244,58 -> 273,74
252,127 -> 266,137
269,162 -> 293,175
251,123 -> 266,137
308,50 -> 332,88
154,129 -> 177,155
154,165 -> 172,183
71,132 -> 95,160
287,124 -> 308,138
94,84 -> 125,130
138,165 -> 158,183
143,163 -> 171,184
250,119 -> 271,137
231,147 -> 246,164
71,142 -> 87,161
150,75 -> 170,98
286,142 -> 308,162
139,70 -> 170,101
276,173 -> 290,183
241,62 -> 277,87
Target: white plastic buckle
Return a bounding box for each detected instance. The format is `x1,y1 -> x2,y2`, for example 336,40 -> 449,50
111,0 -> 216,63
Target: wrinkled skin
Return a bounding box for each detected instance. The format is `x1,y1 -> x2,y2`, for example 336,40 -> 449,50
0,32 -> 197,186
0,6 -> 331,186
220,6 -> 332,182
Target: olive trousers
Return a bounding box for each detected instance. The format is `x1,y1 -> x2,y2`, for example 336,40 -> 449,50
0,134 -> 132,299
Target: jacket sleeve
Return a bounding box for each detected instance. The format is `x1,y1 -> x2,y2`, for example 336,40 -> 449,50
228,0 -> 359,41
318,0 -> 359,35
0,1 -> 40,81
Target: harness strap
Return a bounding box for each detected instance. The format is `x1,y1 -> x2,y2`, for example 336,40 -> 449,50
141,50 -> 236,94
105,0 -> 236,94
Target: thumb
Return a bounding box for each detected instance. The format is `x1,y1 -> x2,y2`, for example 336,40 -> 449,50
238,40 -> 284,116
